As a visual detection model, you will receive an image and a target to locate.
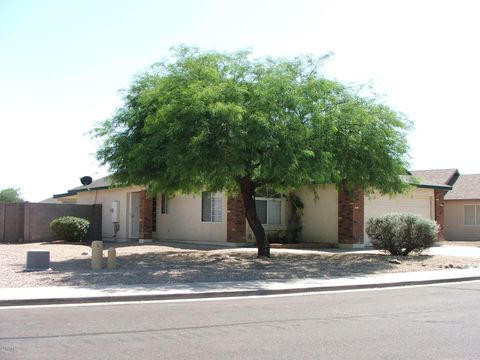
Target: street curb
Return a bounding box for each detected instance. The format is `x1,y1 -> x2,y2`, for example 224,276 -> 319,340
2,275 -> 480,307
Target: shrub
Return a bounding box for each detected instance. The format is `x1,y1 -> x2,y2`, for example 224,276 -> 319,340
267,230 -> 287,244
50,216 -> 90,242
366,213 -> 438,256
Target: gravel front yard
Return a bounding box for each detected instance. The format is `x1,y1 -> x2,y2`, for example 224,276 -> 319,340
2,242 -> 480,288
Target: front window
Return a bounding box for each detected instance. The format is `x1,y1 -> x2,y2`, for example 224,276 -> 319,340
201,192 -> 223,222
255,198 -> 281,225
161,193 -> 169,214
464,205 -> 480,225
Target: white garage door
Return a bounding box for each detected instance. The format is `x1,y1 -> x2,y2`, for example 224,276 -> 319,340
364,194 -> 433,245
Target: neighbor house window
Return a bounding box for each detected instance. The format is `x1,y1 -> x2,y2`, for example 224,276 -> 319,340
201,192 -> 222,222
255,198 -> 281,225
464,205 -> 480,225
152,197 -> 157,232
161,193 -> 169,214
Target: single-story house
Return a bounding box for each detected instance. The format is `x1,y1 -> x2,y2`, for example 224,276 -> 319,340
410,169 -> 480,241
53,174 -> 450,248
444,174 -> 480,240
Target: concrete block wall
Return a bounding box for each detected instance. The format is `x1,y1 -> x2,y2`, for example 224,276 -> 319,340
0,202 -> 102,243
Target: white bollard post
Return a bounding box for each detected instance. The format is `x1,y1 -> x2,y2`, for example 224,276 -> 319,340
91,241 -> 103,270
107,247 -> 116,270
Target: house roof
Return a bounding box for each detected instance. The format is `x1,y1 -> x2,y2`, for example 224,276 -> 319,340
71,176 -> 112,191
53,176 -> 113,198
410,169 -> 459,187
444,174 -> 480,200
53,169 -> 452,200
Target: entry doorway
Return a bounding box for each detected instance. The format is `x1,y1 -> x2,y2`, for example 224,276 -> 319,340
129,192 -> 140,239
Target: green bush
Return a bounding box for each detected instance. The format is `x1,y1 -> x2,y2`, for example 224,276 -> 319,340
366,213 -> 438,256
50,216 -> 90,242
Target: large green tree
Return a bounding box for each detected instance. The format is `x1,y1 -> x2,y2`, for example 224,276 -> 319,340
0,187 -> 23,202
94,46 -> 410,257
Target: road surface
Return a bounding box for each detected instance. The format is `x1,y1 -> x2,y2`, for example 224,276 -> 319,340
1,281 -> 480,359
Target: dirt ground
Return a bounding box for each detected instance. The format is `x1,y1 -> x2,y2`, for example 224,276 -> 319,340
1,242 -> 479,288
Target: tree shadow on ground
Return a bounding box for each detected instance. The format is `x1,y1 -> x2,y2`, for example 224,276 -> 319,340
23,250 -> 446,288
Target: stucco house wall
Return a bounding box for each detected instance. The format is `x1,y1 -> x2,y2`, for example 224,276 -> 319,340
445,200 -> 480,240
156,193 -> 227,243
53,175 -> 443,246
295,185 -> 338,244
64,186 -> 144,241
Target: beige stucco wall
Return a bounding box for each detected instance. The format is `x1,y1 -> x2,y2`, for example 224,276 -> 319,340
74,186 -> 144,241
295,185 -> 338,244
156,193 -> 227,242
445,200 -> 480,240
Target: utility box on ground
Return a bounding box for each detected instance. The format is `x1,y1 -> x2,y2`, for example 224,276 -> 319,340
25,250 -> 50,271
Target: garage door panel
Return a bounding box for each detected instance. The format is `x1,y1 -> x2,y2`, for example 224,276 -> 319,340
364,194 -> 433,245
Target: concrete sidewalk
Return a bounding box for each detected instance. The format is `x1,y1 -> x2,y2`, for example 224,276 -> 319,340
2,268 -> 480,307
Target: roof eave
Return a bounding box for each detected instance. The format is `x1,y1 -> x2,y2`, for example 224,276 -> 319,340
415,184 -> 452,190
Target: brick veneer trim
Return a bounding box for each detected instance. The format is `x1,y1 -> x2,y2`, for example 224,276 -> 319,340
338,189 -> 364,245
434,189 -> 446,241
139,190 -> 153,240
227,196 -> 246,242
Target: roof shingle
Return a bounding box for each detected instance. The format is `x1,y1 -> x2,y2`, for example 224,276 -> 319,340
444,174 -> 480,200
410,169 -> 459,187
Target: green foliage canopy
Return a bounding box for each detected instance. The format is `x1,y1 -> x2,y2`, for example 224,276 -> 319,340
94,46 -> 411,197
0,187 -> 23,202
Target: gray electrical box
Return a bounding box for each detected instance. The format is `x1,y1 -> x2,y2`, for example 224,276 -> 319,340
25,250 -> 50,271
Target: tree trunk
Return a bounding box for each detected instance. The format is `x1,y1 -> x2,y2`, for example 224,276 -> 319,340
239,177 -> 270,258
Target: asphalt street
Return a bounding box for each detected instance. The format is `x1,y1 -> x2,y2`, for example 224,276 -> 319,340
1,281 -> 480,360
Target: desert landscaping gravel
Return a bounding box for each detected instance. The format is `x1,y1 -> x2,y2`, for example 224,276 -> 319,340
1,242 -> 480,288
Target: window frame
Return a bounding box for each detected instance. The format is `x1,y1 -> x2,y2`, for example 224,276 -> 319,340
464,204 -> 480,226
201,192 -> 223,223
161,193 -> 169,215
255,197 -> 282,226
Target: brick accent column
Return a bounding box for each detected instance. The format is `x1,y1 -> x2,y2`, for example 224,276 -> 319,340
227,196 -> 246,242
139,190 -> 153,243
434,189 -> 446,241
338,189 -> 364,248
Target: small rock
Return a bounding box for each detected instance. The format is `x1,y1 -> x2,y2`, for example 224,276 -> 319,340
421,263 -> 427,267
455,265 -> 463,269
448,263 -> 454,268
81,252 -> 89,256
389,259 -> 402,264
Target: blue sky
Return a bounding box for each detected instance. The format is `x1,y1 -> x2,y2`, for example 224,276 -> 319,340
1,0 -> 479,201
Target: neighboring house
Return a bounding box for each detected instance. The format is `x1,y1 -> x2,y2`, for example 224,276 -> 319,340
39,197 -> 58,204
53,175 -> 450,248
444,174 -> 480,240
410,168 -> 480,241
410,169 -> 460,240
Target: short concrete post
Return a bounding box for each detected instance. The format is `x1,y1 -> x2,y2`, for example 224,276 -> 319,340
107,247 -> 116,270
91,241 -> 103,270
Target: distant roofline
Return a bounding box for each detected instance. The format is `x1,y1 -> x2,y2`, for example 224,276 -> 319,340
53,185 -> 111,199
